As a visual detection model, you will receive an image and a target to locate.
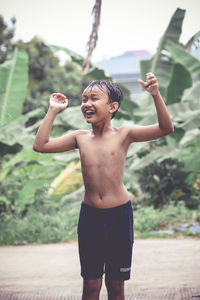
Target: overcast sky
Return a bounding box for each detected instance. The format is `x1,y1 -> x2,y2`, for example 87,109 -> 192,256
1,0 -> 200,62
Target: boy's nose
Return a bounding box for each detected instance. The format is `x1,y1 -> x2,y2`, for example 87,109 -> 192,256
83,101 -> 93,108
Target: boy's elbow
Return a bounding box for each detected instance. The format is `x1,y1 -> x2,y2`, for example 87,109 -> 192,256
164,124 -> 174,136
33,144 -> 43,153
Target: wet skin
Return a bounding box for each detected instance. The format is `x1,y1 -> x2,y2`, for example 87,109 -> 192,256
78,86 -> 129,208
33,73 -> 173,208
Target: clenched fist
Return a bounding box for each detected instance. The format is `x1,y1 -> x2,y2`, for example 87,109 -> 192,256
49,93 -> 68,113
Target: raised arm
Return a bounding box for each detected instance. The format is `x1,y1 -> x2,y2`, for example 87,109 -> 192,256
126,73 -> 174,143
33,93 -> 78,153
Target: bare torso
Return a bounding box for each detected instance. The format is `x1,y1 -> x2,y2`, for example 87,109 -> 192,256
76,127 -> 130,208
33,79 -> 173,208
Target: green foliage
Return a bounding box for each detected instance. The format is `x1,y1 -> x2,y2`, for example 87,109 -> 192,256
0,147 -> 67,215
129,8 -> 200,206
134,201 -> 200,238
0,47 -> 28,126
140,8 -> 190,104
157,201 -> 195,227
136,158 -> 199,209
0,108 -> 44,151
0,205 -> 80,245
165,40 -> 200,80
16,38 -> 87,116
0,15 -> 16,64
134,206 -> 158,232
0,8 -> 200,244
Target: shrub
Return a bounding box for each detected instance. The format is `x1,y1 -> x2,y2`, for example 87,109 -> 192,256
136,158 -> 199,209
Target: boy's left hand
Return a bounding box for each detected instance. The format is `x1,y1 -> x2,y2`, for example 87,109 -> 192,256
137,72 -> 159,96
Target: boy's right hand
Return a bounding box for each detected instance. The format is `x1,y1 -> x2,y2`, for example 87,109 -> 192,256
49,93 -> 68,113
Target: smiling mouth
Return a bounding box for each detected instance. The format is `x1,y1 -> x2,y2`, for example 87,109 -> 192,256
84,110 -> 96,117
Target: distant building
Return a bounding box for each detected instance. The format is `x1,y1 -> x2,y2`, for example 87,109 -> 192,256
95,50 -> 152,100
96,47 -> 200,100
190,47 -> 200,59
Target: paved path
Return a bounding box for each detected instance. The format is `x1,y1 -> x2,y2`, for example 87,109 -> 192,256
0,239 -> 200,299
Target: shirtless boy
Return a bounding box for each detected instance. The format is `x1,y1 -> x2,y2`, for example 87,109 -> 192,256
33,72 -> 173,300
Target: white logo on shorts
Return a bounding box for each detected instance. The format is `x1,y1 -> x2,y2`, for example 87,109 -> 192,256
120,267 -> 131,272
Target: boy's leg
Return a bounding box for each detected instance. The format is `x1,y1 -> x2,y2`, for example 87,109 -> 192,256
104,201 -> 133,300
82,277 -> 103,300
105,277 -> 125,300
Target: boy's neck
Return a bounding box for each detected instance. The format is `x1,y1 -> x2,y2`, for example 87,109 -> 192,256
91,119 -> 113,136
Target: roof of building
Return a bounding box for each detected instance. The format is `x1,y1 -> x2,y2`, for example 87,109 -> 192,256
95,50 -> 152,76
95,48 -> 200,77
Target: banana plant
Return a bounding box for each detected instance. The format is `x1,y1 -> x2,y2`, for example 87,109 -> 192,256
0,47 -> 28,127
125,8 -> 200,180
139,8 -> 192,107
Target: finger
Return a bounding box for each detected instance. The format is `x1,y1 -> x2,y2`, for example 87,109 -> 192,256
146,72 -> 154,77
146,78 -> 156,85
147,75 -> 156,81
50,98 -> 68,107
137,79 -> 146,87
146,72 -> 156,79
58,101 -> 68,108
57,93 -> 66,98
51,97 -> 68,104
146,78 -> 157,88
51,93 -> 66,100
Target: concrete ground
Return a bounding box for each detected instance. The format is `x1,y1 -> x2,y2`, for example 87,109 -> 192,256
0,238 -> 200,299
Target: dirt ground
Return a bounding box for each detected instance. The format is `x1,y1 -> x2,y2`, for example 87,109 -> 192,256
0,238 -> 200,299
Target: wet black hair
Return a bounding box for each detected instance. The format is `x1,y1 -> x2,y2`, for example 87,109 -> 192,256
85,80 -> 123,119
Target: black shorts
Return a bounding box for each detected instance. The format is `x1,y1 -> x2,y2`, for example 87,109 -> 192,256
77,200 -> 134,281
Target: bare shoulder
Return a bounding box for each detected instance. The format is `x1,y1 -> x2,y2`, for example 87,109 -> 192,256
75,129 -> 90,135
75,129 -> 91,144
75,129 -> 90,139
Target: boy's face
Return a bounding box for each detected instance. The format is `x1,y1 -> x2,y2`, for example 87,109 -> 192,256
81,86 -> 112,124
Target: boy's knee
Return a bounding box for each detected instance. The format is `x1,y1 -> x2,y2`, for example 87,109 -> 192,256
105,278 -> 124,295
83,278 -> 102,297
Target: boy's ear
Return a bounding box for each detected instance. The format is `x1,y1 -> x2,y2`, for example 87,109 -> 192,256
109,102 -> 119,114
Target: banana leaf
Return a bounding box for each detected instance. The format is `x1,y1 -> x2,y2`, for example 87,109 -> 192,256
54,106 -> 90,130
165,40 -> 200,80
0,48 -> 28,126
17,178 -> 48,211
182,81 -> 200,102
139,58 -> 153,82
180,129 -> 200,146
85,66 -> 112,80
184,30 -> 200,51
171,137 -> 200,183
52,151 -> 80,165
151,8 -> 185,74
51,44 -> 110,79
168,99 -> 200,130
50,44 -> 84,66
129,145 -> 178,171
0,108 -> 44,146
138,8 -> 186,104
48,160 -> 83,199
60,185 -> 85,206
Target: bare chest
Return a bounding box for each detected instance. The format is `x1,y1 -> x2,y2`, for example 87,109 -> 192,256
77,134 -> 126,167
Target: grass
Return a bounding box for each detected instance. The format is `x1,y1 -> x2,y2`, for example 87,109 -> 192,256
0,201 -> 199,245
